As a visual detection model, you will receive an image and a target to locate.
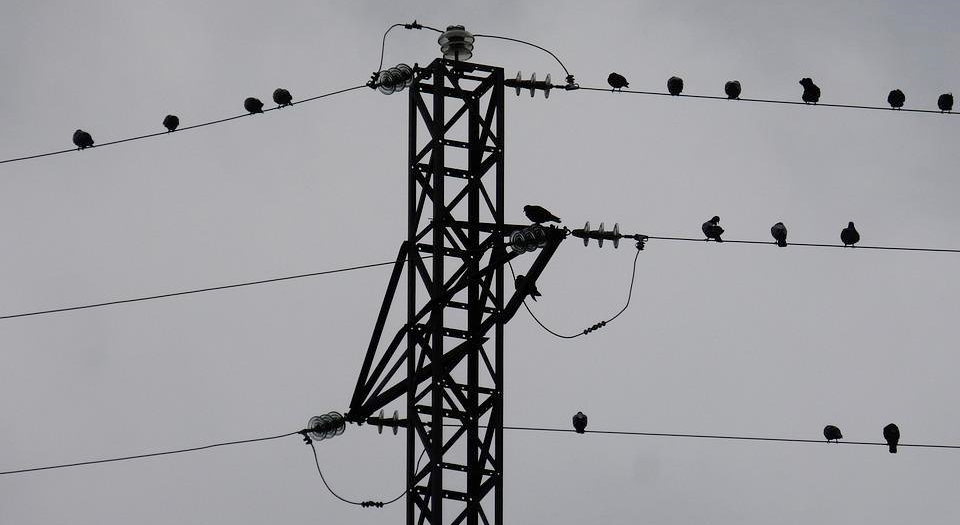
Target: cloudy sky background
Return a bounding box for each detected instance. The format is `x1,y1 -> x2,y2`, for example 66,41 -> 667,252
2,1 -> 960,523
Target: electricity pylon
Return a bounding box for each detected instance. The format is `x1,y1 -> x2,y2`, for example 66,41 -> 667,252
346,57 -> 564,525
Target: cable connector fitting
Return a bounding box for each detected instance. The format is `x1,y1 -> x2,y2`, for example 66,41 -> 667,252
404,20 -> 423,30
361,500 -> 386,508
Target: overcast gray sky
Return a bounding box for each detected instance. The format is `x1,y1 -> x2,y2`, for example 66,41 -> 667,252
3,1 -> 960,523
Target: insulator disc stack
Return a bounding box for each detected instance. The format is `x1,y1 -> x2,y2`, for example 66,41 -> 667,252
306,412 -> 346,442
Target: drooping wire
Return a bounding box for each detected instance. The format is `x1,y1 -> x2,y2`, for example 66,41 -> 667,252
507,245 -> 641,339
643,235 -> 960,254
500,425 -> 960,450
579,86 -> 956,115
0,430 -> 301,476
472,34 -> 571,77
307,441 -> 427,508
0,255 -> 433,321
0,84 -> 367,166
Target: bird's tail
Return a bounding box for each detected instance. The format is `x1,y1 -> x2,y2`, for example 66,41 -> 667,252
889,444 -> 897,453
777,240 -> 787,247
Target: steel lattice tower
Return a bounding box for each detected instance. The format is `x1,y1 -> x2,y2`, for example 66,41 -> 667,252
347,57 -> 564,525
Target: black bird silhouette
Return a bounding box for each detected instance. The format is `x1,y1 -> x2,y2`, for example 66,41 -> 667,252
887,89 -> 905,109
823,425 -> 843,443
702,216 -> 724,242
883,423 -> 900,453
162,115 -> 179,132
72,129 -> 94,150
667,76 -> 683,96
572,411 -> 588,434
244,97 -> 264,114
840,221 -> 860,247
937,93 -> 953,113
515,274 -> 541,301
273,88 -> 293,107
607,72 -> 629,91
771,222 -> 788,247
800,77 -> 821,104
725,80 -> 742,100
524,205 -> 561,224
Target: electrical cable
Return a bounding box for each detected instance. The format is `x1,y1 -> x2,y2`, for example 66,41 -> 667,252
0,256 -> 432,321
579,86 -> 957,115
307,441 -> 427,508
500,425 -> 960,450
472,34 -> 571,77
0,430 -> 300,476
507,245 -> 641,339
0,85 -> 367,166
643,235 -> 960,254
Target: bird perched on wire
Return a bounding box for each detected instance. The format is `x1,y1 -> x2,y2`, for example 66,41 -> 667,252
273,88 -> 293,107
515,274 -> 541,301
667,76 -> 683,96
162,115 -> 179,132
725,80 -> 742,100
840,221 -> 859,247
524,205 -> 561,224
887,89 -> 905,110
572,411 -> 588,434
244,97 -> 264,114
883,423 -> 900,453
800,77 -> 821,104
607,72 -> 629,91
702,216 -> 724,242
72,129 -> 94,150
823,425 -> 842,443
771,222 -> 788,247
937,93 -> 953,113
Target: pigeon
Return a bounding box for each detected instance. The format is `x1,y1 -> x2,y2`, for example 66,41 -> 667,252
244,97 -> 264,114
883,423 -> 900,453
515,274 -> 541,301
887,89 -> 905,110
823,425 -> 843,443
937,93 -> 953,113
771,222 -> 788,247
702,216 -> 724,242
800,77 -> 821,104
607,72 -> 629,91
72,129 -> 94,150
273,88 -> 293,107
840,221 -> 860,247
725,80 -> 742,100
523,205 -> 561,224
572,411 -> 588,434
162,115 -> 179,132
667,76 -> 684,96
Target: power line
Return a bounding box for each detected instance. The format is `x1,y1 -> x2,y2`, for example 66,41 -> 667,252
473,33 -> 571,77
501,425 -> 960,450
0,84 -> 367,166
508,245 -> 641,339
307,442 -> 426,508
0,430 -> 300,476
579,86 -> 958,115
0,257 -> 427,321
642,235 -> 960,254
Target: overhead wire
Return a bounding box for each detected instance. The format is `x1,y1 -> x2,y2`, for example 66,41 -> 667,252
642,235 -> 960,253
500,425 -> 960,450
0,84 -> 367,166
0,430 -> 301,476
0,256 -> 432,321
307,443 -> 426,508
507,245 -> 642,339
473,33 -> 571,77
579,86 -> 957,115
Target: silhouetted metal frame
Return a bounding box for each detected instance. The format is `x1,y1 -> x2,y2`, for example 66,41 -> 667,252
347,58 -> 564,525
